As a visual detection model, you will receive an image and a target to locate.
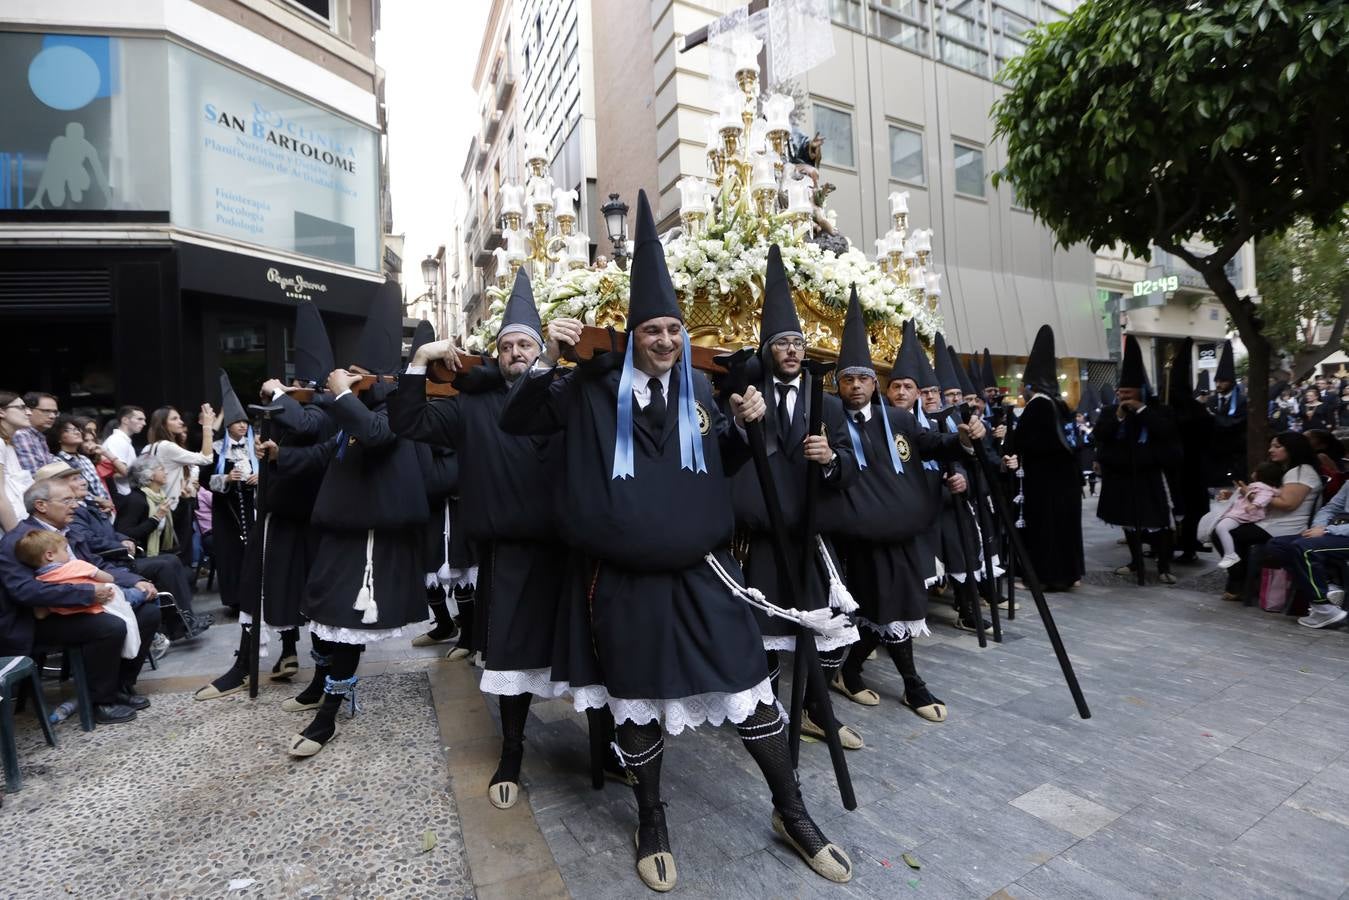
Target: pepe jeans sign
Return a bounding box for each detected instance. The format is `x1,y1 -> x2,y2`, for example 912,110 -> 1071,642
266,267 -> 328,301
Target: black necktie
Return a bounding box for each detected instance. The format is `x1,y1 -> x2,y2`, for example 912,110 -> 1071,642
776,384 -> 792,443
646,377 -> 666,430
853,411 -> 876,461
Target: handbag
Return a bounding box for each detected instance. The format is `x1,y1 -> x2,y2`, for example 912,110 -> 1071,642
1259,568 -> 1289,613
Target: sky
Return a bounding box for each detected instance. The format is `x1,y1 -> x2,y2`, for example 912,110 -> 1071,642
377,0 -> 491,303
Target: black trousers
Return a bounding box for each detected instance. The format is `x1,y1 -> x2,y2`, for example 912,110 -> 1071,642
1222,523 -> 1273,597
122,601 -> 161,687
171,499 -> 196,568
133,554 -> 197,614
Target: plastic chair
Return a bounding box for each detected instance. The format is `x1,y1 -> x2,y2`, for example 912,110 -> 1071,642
1,656 -> 58,792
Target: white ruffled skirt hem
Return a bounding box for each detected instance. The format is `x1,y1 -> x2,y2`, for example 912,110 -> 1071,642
761,630 -> 857,653
566,677 -> 781,736
857,616 -> 930,641
478,667 -> 569,698
309,621 -> 422,645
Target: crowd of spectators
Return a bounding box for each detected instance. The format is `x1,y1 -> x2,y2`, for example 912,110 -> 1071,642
0,393 -> 225,724
1266,374 -> 1349,433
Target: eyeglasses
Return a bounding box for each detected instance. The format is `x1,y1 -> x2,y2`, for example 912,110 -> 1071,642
770,338 -> 806,351
4,402 -> 26,411
36,497 -> 80,507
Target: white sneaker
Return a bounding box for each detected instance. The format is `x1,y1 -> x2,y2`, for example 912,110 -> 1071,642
1217,554 -> 1240,569
1298,604 -> 1348,629
1326,585 -> 1344,605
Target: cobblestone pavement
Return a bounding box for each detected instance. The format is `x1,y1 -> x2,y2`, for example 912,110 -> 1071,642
2,673 -> 471,899
3,507 -> 1348,899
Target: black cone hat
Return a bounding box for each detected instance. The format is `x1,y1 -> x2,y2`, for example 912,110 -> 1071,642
294,301 -> 335,386
498,268 -> 543,347
1075,388 -> 1097,417
889,319 -> 936,388
981,349 -> 997,392
953,347 -> 979,397
760,244 -> 802,347
410,320 -> 436,359
1119,334 -> 1147,390
835,285 -> 873,377
626,189 -> 681,330
1215,339 -> 1236,383
1099,382 -> 1115,408
353,280 -> 403,374
1023,325 -> 1058,396
1167,338 -> 1193,407
932,332 -> 961,394
1195,370 -> 1211,393
218,369 -> 247,426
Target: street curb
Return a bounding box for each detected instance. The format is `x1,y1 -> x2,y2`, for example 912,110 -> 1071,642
426,658 -> 570,900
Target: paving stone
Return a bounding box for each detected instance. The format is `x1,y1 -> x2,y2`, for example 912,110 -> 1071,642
1010,783 -> 1121,838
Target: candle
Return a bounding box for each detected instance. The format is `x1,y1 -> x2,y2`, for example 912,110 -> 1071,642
499,182 -> 524,218
875,237 -> 889,259
552,187 -> 578,219
505,229 -> 527,262
527,174 -> 552,208
907,266 -> 925,290
678,177 -> 708,213
925,272 -> 942,297
732,32 -> 762,75
763,93 -> 794,133
889,190 -> 909,216
492,246 -> 510,280
914,228 -> 932,254
567,232 -> 590,264
524,130 -> 548,164
705,117 -> 720,151
718,95 -> 744,133
748,119 -> 768,156
751,154 -> 777,191
786,181 -> 813,214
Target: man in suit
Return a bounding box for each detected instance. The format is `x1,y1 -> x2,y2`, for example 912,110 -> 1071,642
0,469 -> 159,722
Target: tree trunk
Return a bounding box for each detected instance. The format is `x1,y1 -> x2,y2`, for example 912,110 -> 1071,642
1201,268 -> 1269,475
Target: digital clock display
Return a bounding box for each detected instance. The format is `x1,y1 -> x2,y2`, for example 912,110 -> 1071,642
1131,275 -> 1180,296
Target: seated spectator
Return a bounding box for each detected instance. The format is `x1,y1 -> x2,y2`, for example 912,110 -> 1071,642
12,392 -> 58,474
1265,484 -> 1349,629
0,391 -> 34,532
144,404 -> 215,567
0,476 -> 160,722
111,457 -> 209,627
102,405 -> 145,500
1219,431 -> 1323,604
1304,429 -> 1347,503
15,529 -> 144,658
47,414 -> 114,515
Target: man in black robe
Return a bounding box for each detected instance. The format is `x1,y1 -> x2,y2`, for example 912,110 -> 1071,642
194,301 -> 336,700
1012,326 -> 1084,591
828,295 -> 984,724
729,244 -> 861,750
1164,339 -> 1213,564
1208,340 -> 1247,485
500,191 -> 852,892
390,271 -> 620,811
275,282 -> 431,758
207,371 -> 257,615
1096,335 -> 1181,584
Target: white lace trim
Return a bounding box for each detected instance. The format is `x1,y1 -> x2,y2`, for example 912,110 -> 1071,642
761,630 -> 857,653
435,561 -> 478,588
309,621 -> 421,646
857,616 -> 930,641
565,677 -> 782,736
948,557 -> 1006,583
478,667 -> 569,698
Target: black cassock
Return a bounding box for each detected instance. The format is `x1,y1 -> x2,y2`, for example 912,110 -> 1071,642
280,391 -> 429,641
1208,391 -> 1247,486
209,440 -> 256,611
237,394 -> 333,628
501,359 -> 771,733
1166,398 -> 1214,554
728,372 -> 856,652
1095,404 -> 1181,531
820,403 -> 963,636
1014,395 -> 1084,589
388,369 -> 565,694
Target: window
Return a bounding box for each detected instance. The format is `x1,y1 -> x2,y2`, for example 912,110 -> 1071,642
953,142 -> 985,197
935,0 -> 989,75
830,0 -> 865,30
287,0 -> 330,21
812,104 -> 854,168
888,125 -> 924,184
870,1 -> 930,53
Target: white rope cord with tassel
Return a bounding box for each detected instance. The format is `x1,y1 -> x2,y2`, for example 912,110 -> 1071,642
353,529 -> 379,624
704,553 -> 858,643
815,535 -> 858,614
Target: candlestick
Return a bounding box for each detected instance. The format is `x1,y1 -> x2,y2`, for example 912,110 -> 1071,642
889,190 -> 909,217
763,93 -> 794,133
731,32 -> 762,77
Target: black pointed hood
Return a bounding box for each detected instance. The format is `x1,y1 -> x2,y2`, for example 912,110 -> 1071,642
625,189 -> 681,330
963,357 -> 981,396
1099,382 -> 1115,408
953,348 -> 979,397
981,349 -> 997,392
218,369 -> 247,426
760,244 -> 802,347
835,285 -> 873,377
1195,370 -> 1211,394
1166,338 -> 1193,407
932,332 -> 961,394
410,320 -> 436,359
1119,334 -> 1147,390
294,301 -> 335,386
1075,388 -> 1097,417
889,318 -> 936,388
498,268 -> 543,347
1215,339 -> 1236,383
353,280 -> 403,374
1023,325 -> 1058,396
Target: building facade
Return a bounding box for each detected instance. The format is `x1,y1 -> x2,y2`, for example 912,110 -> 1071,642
0,0 -> 388,411
459,0 -> 600,337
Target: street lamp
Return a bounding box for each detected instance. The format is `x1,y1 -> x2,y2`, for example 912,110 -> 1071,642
420,254 -> 441,335
601,192 -> 630,270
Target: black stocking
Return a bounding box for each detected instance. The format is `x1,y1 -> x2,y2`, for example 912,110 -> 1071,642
735,702 -> 831,858
300,641 -> 362,745
453,585 -> 475,652
765,649 -> 781,699
1124,529 -> 1145,573
840,629 -> 880,694
278,627 -> 298,660
1153,528 -> 1174,575
293,636 -> 333,705
886,637 -> 940,708
491,693 -> 533,788
586,705 -> 624,784
208,624 -> 251,691
615,720 -> 669,857
425,589 -> 457,640
805,646 -> 846,721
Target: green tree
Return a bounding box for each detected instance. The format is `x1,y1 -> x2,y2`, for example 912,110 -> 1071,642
1254,215 -> 1349,381
992,0 -> 1349,468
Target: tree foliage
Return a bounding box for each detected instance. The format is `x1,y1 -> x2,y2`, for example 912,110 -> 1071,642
992,0 -> 1349,468
1255,215 -> 1349,381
